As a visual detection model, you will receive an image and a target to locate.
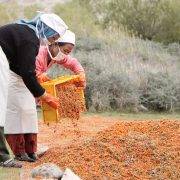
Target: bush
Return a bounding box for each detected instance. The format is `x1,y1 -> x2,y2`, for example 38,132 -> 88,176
24,4 -> 42,19
53,0 -> 101,37
87,71 -> 139,112
140,72 -> 179,111
0,0 -> 179,112
75,36 -> 105,52
0,1 -> 43,25
166,43 -> 180,57
74,36 -> 180,112
48,34 -> 180,112
90,0 -> 180,43
0,2 -> 20,25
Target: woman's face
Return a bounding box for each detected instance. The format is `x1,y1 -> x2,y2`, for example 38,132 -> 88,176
49,43 -> 74,58
59,43 -> 74,55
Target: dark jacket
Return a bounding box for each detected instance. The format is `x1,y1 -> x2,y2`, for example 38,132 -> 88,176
0,23 -> 45,97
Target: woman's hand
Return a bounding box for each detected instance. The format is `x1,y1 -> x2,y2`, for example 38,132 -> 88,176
40,92 -> 59,109
37,73 -> 51,83
76,72 -> 86,89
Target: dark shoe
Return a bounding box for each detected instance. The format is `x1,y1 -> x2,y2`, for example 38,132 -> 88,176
28,153 -> 38,161
0,158 -> 22,168
15,153 -> 35,162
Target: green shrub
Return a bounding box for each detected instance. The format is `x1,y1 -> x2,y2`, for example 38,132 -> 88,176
140,72 -> 179,111
92,0 -> 180,43
166,43 -> 180,57
53,0 -> 101,37
24,4 -> 42,19
0,0 -> 179,112
74,36 -> 180,112
156,0 -> 180,43
75,36 -> 105,52
48,34 -> 180,112
0,2 -> 20,25
0,2 -> 42,25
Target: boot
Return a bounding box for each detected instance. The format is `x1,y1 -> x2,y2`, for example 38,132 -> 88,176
28,153 -> 38,161
15,153 -> 35,162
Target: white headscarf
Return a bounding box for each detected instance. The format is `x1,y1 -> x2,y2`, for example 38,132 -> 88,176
57,30 -> 75,45
40,13 -> 68,37
17,13 -> 68,39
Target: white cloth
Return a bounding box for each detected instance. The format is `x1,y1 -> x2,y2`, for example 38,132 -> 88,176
57,30 -> 75,45
40,13 -> 68,37
61,168 -> 81,180
4,71 -> 38,134
0,46 -> 9,127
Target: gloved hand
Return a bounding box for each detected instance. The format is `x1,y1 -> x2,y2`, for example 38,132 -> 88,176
40,92 -> 59,109
75,72 -> 86,88
37,73 -> 51,83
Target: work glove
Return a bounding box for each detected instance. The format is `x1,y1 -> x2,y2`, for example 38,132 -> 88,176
37,73 -> 51,83
75,72 -> 86,89
40,92 -> 59,109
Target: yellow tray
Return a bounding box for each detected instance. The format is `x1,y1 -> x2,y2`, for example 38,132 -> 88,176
41,75 -> 84,124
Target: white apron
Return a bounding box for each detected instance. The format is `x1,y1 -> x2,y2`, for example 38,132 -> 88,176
4,71 -> 38,134
0,46 -> 9,127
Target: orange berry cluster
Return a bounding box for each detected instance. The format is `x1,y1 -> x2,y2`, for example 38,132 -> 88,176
56,82 -> 86,120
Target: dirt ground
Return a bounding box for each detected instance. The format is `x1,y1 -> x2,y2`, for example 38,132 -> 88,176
21,114 -> 180,179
